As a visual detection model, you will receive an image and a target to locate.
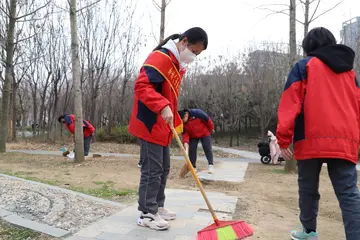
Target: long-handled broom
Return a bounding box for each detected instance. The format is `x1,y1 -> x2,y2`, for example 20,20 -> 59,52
171,127 -> 253,240
61,142 -> 74,157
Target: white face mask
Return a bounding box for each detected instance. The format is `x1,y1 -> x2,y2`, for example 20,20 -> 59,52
180,47 -> 196,64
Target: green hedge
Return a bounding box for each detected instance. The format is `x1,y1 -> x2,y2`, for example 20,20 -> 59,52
96,126 -> 137,143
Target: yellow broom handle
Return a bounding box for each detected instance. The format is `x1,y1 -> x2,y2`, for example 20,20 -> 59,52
171,127 -> 219,223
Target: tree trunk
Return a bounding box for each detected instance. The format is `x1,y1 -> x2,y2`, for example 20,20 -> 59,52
229,132 -> 233,147
0,0 -> 17,152
285,0 -> 298,173
69,0 -> 85,163
11,81 -> 18,141
159,0 -> 166,42
303,0 -> 310,57
289,0 -> 297,67
32,84 -> 38,136
236,119 -> 241,146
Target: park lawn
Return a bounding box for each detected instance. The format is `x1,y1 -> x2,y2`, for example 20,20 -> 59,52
0,152 -> 348,239
7,141 -> 240,158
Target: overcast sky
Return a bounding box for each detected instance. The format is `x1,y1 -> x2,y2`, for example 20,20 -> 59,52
134,0 -> 360,66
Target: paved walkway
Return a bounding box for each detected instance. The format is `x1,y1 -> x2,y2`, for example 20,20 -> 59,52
197,161 -> 248,183
66,189 -> 238,240
8,147 -> 259,163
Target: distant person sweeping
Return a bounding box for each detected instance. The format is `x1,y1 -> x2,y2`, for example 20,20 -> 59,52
178,108 -> 215,174
276,27 -> 360,240
58,114 -> 95,157
128,27 -> 208,231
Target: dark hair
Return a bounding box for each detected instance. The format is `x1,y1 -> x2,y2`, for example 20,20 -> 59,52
57,114 -> 66,123
153,27 -> 208,51
178,109 -> 190,119
302,27 -> 336,55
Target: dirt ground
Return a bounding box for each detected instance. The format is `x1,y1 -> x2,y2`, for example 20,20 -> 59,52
0,152 -> 348,239
7,141 -> 239,158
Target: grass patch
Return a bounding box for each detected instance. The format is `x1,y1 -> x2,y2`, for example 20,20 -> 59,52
93,180 -> 115,185
69,185 -> 136,198
0,170 -> 136,199
71,180 -> 136,198
0,220 -> 41,240
1,170 -> 58,186
271,169 -> 288,174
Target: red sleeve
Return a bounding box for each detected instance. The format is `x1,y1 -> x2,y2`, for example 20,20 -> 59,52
87,122 -> 95,133
276,60 -> 307,148
134,65 -> 170,115
207,118 -> 214,131
182,131 -> 190,144
66,124 -> 75,135
64,114 -> 75,134
356,77 -> 360,144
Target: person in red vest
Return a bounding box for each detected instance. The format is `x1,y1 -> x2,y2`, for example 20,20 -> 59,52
128,27 -> 208,231
178,109 -> 215,173
58,114 -> 95,157
276,27 -> 360,240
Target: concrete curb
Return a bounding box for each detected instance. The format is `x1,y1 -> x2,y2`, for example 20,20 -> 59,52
0,207 -> 71,238
0,173 -> 126,208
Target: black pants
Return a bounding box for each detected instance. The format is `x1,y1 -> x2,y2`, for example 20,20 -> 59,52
73,136 -> 92,156
138,139 -> 170,214
298,159 -> 360,239
189,135 -> 213,168
138,139 -> 145,165
83,136 -> 92,156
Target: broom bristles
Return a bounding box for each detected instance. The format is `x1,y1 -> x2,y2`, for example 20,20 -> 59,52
197,221 -> 253,240
62,150 -> 70,157
179,163 -> 190,178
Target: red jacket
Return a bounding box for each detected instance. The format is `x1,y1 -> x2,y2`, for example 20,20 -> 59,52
63,114 -> 95,138
182,109 -> 214,144
128,49 -> 185,146
276,44 -> 360,164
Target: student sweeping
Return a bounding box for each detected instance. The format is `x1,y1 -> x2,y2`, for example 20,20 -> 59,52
128,27 -> 208,231
276,27 -> 360,240
58,114 -> 95,157
178,108 -> 215,173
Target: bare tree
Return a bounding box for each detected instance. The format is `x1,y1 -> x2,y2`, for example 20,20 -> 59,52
69,0 -> 85,162
152,0 -> 172,42
257,0 -> 345,39
285,0 -> 298,173
0,0 -> 17,152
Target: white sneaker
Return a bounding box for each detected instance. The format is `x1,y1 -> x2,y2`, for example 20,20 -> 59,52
208,164 -> 214,174
138,163 -> 142,168
137,212 -> 169,230
158,207 -> 176,221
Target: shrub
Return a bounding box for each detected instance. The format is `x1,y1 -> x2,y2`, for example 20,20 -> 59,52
96,125 -> 137,143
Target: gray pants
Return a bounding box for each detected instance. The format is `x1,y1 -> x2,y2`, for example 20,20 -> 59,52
298,159 -> 360,239
189,135 -> 213,168
138,139 -> 170,214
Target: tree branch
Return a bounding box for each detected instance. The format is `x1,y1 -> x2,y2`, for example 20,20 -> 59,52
152,0 -> 161,11
76,0 -> 102,13
310,0 -> 344,23
309,0 -> 321,23
256,6 -> 304,25
16,1 -> 51,20
0,4 -> 10,18
166,0 -> 172,7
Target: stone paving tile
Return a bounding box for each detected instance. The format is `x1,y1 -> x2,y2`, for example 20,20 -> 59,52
197,162 -> 248,183
66,189 -> 238,240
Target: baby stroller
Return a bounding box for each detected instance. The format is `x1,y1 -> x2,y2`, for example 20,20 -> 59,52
257,141 -> 272,164
257,131 -> 285,164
